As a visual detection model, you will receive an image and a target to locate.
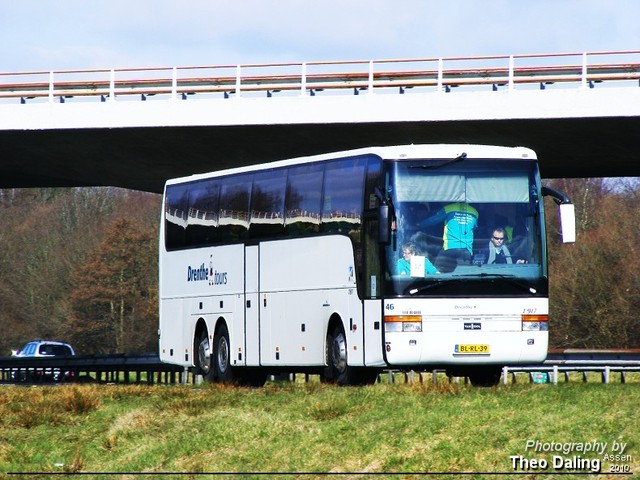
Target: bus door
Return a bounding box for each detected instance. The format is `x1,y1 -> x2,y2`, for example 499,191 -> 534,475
244,245 -> 260,366
363,299 -> 385,366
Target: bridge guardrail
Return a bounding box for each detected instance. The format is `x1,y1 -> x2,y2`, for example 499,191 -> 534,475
1,50 -> 639,103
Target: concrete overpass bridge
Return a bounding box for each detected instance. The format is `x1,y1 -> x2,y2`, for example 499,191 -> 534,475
0,50 -> 639,193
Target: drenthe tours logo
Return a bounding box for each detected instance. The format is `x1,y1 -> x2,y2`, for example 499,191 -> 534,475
187,254 -> 227,285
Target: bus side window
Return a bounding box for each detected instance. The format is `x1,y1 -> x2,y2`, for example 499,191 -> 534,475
165,185 -> 189,250
218,173 -> 252,242
321,157 -> 366,234
186,182 -> 220,247
285,163 -> 324,236
250,169 -> 285,239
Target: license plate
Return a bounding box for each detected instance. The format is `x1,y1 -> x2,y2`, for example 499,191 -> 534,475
455,344 -> 490,354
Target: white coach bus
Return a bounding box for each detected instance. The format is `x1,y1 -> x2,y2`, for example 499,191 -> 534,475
159,144 -> 575,386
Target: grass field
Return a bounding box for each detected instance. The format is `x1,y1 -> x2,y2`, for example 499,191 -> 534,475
0,379 -> 637,479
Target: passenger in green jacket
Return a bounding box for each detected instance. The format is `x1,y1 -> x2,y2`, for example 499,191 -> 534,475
418,202 -> 479,271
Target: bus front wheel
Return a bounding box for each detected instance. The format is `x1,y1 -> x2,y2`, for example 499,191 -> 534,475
323,323 -> 377,385
323,324 -> 348,385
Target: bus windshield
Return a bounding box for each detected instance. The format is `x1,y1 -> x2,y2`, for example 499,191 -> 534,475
384,158 -> 547,297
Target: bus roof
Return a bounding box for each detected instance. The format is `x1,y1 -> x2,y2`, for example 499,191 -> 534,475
165,144 -> 537,186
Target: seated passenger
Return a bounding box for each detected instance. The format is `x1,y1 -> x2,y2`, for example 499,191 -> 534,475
397,242 -> 439,276
483,227 -> 527,264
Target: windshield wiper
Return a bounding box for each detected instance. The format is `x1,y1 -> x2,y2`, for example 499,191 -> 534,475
408,152 -> 467,170
403,273 -> 537,296
466,273 -> 538,294
404,278 -> 465,295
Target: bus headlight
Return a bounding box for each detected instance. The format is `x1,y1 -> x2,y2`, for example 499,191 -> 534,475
522,314 -> 548,331
402,322 -> 422,332
384,315 -> 422,333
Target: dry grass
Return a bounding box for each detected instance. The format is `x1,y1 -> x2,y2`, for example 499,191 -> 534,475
0,381 -> 638,477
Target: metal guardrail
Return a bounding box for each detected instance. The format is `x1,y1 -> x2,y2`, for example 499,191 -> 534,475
502,349 -> 640,385
1,50 -> 639,103
0,353 -> 188,385
2,349 -> 639,386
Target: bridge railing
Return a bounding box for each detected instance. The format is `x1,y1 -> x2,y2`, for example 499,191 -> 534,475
1,50 -> 639,103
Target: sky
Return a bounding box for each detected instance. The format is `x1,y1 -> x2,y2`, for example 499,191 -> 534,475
1,0 -> 639,72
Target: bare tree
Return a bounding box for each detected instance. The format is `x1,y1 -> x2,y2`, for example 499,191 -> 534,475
69,217 -> 157,354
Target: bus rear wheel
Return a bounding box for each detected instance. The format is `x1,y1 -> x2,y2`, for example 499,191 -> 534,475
213,323 -> 234,383
211,323 -> 266,387
195,330 -> 216,382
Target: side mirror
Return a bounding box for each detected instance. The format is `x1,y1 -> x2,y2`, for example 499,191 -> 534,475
542,186 -> 576,244
378,204 -> 391,245
559,203 -> 576,243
